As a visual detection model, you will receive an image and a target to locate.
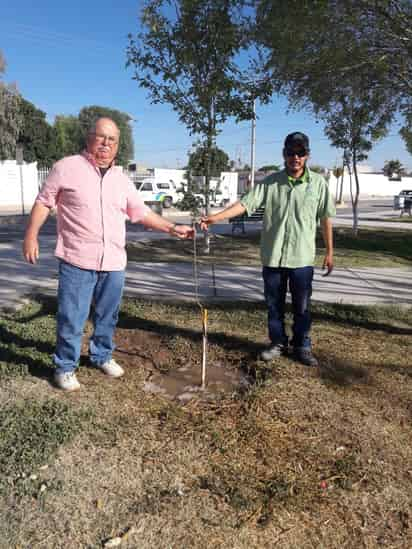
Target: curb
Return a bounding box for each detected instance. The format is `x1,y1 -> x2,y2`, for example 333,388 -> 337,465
0,214 -> 29,226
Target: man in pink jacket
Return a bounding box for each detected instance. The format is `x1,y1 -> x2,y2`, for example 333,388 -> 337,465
23,117 -> 194,391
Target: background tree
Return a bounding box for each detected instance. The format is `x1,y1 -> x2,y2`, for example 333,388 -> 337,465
308,164 -> 328,176
383,159 -> 406,179
332,164 -> 345,204
321,76 -> 394,233
399,113 -> 412,156
0,51 -> 22,160
254,0 -> 411,148
187,144 -> 231,178
52,115 -> 83,159
186,143 -> 231,209
258,164 -> 280,173
18,98 -> 55,167
127,0 -> 252,252
253,1 -> 400,233
78,106 -> 134,168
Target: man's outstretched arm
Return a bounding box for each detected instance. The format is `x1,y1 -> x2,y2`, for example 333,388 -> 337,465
142,209 -> 194,238
320,217 -> 334,276
200,201 -> 246,230
23,202 -> 51,264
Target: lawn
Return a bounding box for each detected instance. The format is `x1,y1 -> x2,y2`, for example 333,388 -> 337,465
127,226 -> 412,268
379,216 -> 412,223
0,297 -> 411,548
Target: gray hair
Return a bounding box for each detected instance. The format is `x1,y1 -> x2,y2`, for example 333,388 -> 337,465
87,117 -> 120,138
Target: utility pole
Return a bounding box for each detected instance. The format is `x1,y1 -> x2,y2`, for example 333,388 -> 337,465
250,97 -> 256,189
235,145 -> 243,169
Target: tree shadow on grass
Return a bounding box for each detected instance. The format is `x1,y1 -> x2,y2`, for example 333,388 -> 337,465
317,228 -> 412,264
0,328 -> 54,380
376,362 -> 412,379
117,310 -> 262,357
6,296 -> 410,388
118,299 -> 412,389
318,355 -> 370,387
0,296 -> 57,381
118,306 -> 372,388
310,303 -> 412,336
11,294 -> 58,324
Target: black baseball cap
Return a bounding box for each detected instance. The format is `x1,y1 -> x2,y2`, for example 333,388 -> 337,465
284,132 -> 310,152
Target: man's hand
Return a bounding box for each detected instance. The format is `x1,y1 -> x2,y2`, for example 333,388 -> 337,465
200,216 -> 215,231
172,224 -> 195,239
200,202 -> 245,231
23,235 -> 40,264
322,253 -> 334,276
22,202 -> 51,264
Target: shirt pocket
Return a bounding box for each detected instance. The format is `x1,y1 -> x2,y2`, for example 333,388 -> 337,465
108,189 -> 128,213
303,194 -> 318,226
60,186 -> 95,211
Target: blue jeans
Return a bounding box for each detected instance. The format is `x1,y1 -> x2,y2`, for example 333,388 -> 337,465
262,266 -> 313,349
53,261 -> 125,374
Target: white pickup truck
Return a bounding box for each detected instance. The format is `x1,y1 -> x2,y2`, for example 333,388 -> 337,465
394,189 -> 412,215
135,178 -> 182,208
193,189 -> 231,208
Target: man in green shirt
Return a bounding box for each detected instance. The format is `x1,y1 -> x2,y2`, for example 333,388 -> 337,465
200,132 -> 335,367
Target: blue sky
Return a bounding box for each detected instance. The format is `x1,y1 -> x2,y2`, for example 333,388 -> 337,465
1,0 -> 411,171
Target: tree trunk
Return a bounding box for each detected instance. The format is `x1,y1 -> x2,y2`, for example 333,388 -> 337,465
338,163 -> 344,203
202,101 -> 216,255
351,152 -> 360,235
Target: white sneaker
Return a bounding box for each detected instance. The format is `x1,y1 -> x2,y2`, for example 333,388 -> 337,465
98,359 -> 124,378
53,371 -> 80,391
260,344 -> 287,362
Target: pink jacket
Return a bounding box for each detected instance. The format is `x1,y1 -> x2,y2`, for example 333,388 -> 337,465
36,153 -> 150,271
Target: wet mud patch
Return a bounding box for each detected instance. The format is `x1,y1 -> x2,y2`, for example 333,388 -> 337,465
111,327 -> 251,402
143,361 -> 250,402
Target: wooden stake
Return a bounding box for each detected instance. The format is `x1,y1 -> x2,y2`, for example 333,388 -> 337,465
201,308 -> 208,389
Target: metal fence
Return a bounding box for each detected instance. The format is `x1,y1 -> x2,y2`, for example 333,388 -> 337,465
38,168 -> 50,188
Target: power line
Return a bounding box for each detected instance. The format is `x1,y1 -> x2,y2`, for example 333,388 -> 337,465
0,22 -> 117,51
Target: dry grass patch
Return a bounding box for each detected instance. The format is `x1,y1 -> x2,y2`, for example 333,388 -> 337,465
0,298 -> 411,548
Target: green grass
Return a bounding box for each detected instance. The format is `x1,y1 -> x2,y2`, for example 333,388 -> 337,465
0,300 -> 89,498
127,226 -> 412,268
322,227 -> 412,267
377,216 -> 412,223
0,399 -> 85,495
0,300 -> 55,379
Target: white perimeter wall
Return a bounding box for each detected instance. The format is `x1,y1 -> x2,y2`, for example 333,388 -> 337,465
329,171 -> 412,200
0,160 -> 39,211
4,161 -> 409,213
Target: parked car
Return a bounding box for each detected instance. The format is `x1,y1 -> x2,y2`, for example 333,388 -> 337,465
393,190 -> 412,214
135,178 -> 181,208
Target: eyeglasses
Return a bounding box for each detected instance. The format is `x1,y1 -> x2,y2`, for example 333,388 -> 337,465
285,149 -> 307,158
91,133 -> 118,145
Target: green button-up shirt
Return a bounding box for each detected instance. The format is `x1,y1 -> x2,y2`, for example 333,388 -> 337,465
240,168 -> 335,268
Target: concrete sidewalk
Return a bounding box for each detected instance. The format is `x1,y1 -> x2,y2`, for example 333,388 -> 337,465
124,263 -> 412,306
1,234 -> 411,311
334,209 -> 412,231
